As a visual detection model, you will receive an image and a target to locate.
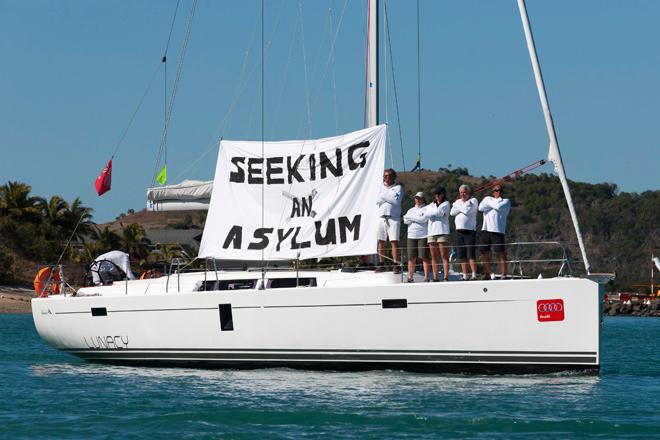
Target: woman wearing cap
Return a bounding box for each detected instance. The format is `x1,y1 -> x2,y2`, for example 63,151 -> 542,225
402,192 -> 431,282
425,187 -> 451,281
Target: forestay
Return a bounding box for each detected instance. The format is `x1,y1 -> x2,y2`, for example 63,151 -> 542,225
199,125 -> 386,260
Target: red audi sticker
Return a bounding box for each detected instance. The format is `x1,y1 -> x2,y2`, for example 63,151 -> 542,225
537,299 -> 564,322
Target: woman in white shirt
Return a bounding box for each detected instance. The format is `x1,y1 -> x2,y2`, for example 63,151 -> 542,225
403,192 -> 431,282
425,187 -> 451,281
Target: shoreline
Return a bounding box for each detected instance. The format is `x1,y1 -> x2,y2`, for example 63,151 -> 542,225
0,286 -> 33,314
604,300 -> 660,317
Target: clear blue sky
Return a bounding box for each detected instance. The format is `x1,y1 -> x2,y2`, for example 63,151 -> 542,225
1,0 -> 658,223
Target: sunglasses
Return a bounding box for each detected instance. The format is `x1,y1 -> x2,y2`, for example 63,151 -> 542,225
493,189 -> 502,192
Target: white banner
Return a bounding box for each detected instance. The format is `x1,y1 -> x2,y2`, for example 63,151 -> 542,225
198,125 -> 387,260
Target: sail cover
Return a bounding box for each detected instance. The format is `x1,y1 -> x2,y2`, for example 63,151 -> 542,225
146,179 -> 213,211
199,125 -> 386,260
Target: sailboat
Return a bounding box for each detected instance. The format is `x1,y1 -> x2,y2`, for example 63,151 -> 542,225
31,0 -> 611,374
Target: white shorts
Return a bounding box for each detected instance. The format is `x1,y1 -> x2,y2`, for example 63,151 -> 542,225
377,217 -> 400,242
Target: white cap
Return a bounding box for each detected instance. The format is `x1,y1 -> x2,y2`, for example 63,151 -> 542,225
414,191 -> 425,199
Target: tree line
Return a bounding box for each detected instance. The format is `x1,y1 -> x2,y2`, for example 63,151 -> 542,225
1,174 -> 658,291
0,181 -> 184,284
398,169 -> 659,291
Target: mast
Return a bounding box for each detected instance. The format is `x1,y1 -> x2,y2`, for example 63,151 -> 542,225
367,0 -> 378,127
516,0 -> 592,274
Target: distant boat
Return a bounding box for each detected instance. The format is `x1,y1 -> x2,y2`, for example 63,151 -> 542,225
32,0 -> 610,374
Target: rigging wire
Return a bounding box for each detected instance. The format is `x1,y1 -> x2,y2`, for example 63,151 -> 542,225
298,0 -> 313,138
161,0 -> 181,180
273,7 -> 300,130
172,10 -> 278,183
295,2 -> 332,136
261,0 -> 266,278
473,159 -> 548,194
383,0 -> 394,168
297,0 -> 349,137
362,0 -> 370,127
328,4 -> 339,133
152,0 -> 198,187
244,5 -> 283,138
383,0 -> 406,170
416,0 -> 422,181
163,0 -> 181,57
109,0 -> 181,161
110,62 -> 162,159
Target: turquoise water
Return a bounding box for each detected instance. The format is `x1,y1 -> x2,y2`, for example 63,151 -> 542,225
1,315 -> 659,438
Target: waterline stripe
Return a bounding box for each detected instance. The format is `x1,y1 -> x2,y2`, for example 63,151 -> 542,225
68,351 -> 597,364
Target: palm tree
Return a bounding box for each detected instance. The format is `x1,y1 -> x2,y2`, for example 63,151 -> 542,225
64,197 -> 94,242
119,223 -> 152,266
89,226 -> 122,254
38,195 -> 69,226
0,181 -> 43,221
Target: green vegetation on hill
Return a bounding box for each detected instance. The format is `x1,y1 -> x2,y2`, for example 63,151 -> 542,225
0,181 -> 155,284
397,169 -> 658,290
0,173 -> 657,291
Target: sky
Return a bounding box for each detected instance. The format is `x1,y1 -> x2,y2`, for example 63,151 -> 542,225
1,0 -> 658,223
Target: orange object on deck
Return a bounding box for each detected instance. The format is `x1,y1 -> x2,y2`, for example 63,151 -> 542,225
139,269 -> 163,280
33,267 -> 61,297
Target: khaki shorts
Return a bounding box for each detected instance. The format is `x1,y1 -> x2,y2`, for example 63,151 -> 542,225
428,234 -> 450,244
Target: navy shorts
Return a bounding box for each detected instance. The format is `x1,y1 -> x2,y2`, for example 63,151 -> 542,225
479,231 -> 506,254
456,229 -> 476,260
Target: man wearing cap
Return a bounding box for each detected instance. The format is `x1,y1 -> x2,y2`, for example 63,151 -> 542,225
403,192 -> 431,282
478,185 -> 511,279
376,168 -> 403,272
425,187 -> 451,281
450,184 -> 479,280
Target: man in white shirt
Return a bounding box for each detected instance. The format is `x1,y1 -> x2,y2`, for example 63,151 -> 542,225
450,184 -> 478,280
376,168 -> 402,273
403,191 -> 431,282
478,185 -> 511,279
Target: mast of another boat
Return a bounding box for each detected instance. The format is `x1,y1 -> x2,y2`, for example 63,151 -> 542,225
516,0 -> 592,274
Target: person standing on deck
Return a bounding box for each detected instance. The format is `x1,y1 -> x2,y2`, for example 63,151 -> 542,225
426,187 -> 451,282
403,192 -> 431,282
376,168 -> 403,273
478,185 -> 511,279
450,184 -> 479,280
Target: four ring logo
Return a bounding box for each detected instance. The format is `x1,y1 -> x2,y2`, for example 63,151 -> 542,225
537,299 -> 564,322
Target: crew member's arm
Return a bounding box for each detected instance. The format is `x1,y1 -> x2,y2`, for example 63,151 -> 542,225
376,186 -> 386,206
438,201 -> 450,218
450,201 -> 464,217
495,198 -> 511,214
378,185 -> 401,205
481,197 -> 510,211
479,197 -> 493,213
465,198 -> 478,217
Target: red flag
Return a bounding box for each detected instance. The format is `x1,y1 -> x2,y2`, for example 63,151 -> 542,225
95,159 -> 112,196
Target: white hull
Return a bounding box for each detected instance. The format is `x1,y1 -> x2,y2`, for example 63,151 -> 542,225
32,273 -> 602,374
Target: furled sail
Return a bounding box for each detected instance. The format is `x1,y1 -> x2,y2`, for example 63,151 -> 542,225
146,179 -> 213,211
199,125 -> 387,260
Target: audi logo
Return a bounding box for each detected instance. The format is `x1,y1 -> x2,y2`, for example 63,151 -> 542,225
538,302 -> 563,312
